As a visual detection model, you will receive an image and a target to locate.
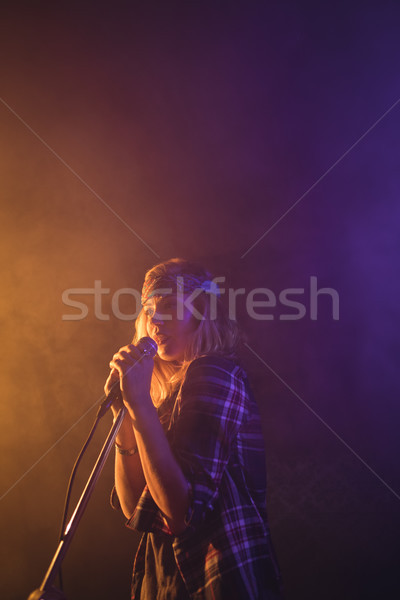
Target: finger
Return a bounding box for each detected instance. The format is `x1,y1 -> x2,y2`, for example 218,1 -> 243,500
104,367 -> 120,395
116,344 -> 143,357
109,355 -> 139,372
125,344 -> 145,360
111,348 -> 149,371
109,358 -> 124,371
111,350 -> 135,367
107,366 -> 119,379
105,367 -> 119,386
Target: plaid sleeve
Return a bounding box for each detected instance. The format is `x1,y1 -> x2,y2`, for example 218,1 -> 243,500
126,484 -> 173,535
171,356 -> 248,530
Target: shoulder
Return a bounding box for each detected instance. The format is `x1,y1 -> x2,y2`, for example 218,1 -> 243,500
185,354 -> 245,382
176,355 -> 249,428
181,354 -> 249,402
186,353 -> 243,373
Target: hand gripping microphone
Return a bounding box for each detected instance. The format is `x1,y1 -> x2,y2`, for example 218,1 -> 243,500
96,337 -> 158,418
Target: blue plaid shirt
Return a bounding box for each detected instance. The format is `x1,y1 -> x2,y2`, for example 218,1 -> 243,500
124,355 -> 281,599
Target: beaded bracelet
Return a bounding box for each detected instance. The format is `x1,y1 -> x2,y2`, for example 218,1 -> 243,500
115,443 -> 138,456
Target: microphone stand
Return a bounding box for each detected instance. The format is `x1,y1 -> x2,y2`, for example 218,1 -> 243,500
28,406 -> 127,600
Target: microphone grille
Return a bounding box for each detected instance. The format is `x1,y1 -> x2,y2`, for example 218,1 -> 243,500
137,337 -> 158,358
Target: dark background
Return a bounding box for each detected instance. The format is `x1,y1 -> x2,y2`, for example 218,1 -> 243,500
1,1 -> 399,598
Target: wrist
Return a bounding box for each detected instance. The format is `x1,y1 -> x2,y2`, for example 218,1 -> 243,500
126,394 -> 155,421
114,413 -> 137,448
115,441 -> 138,456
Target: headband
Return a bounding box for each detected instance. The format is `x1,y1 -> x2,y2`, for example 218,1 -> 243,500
141,275 -> 220,305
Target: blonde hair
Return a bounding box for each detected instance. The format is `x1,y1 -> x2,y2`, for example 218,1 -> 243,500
133,258 -> 241,406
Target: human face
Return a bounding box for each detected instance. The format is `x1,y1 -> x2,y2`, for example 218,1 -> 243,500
143,294 -> 198,362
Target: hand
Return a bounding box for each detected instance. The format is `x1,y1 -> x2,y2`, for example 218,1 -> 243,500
104,367 -> 124,418
108,344 -> 154,416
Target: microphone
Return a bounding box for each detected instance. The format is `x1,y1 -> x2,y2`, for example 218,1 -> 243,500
96,337 -> 158,419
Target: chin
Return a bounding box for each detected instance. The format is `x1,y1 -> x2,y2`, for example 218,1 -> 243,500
157,348 -> 175,361
158,346 -> 182,363
160,354 -> 181,363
